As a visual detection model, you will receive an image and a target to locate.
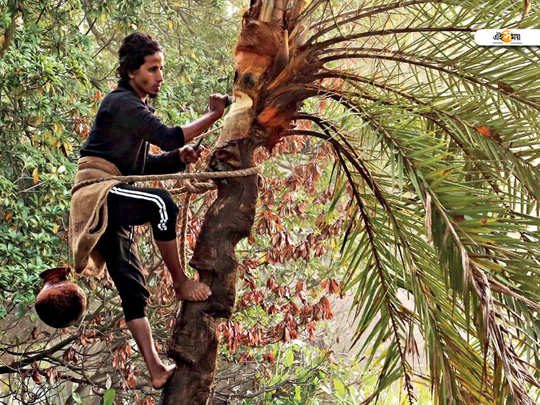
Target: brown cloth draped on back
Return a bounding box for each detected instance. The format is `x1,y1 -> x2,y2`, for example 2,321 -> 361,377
68,156 -> 123,276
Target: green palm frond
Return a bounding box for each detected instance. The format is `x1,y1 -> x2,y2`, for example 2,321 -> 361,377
278,0 -> 539,403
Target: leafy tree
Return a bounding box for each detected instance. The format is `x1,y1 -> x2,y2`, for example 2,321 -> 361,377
0,1 -> 237,404
0,0 -> 97,312
0,0 -> 235,310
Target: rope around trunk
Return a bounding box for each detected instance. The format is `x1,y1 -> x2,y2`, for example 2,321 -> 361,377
172,166 -> 260,269
70,166 -> 260,194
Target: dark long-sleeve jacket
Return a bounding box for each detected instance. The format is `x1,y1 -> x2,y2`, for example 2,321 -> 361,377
80,80 -> 185,176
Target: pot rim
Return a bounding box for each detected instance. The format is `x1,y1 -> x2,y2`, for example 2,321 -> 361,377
39,266 -> 72,280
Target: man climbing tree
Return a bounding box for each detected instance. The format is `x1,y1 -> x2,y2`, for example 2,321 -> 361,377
69,32 -> 228,389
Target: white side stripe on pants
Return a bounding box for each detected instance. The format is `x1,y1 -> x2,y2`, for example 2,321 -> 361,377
109,186 -> 169,231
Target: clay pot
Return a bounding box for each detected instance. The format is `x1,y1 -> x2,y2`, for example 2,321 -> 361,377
34,267 -> 86,328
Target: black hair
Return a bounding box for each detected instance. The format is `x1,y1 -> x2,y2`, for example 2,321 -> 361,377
117,32 -> 163,81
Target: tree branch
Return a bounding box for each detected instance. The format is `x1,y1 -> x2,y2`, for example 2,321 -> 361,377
0,336 -> 77,374
317,52 -> 540,112
0,2 -> 18,59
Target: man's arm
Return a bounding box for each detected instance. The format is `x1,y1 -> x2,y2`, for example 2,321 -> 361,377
180,94 -> 228,143
144,94 -> 228,174
145,150 -> 186,174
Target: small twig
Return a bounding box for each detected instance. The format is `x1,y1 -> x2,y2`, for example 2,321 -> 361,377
18,181 -> 46,194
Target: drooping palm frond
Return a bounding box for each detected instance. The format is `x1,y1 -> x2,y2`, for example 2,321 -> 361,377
238,1 -> 539,404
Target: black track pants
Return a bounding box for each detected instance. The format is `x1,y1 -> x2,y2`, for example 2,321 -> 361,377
95,183 -> 179,321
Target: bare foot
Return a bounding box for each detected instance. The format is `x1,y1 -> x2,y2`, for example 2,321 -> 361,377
151,363 -> 176,389
175,279 -> 212,301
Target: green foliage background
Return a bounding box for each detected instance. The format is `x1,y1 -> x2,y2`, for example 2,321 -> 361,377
0,0 -> 236,313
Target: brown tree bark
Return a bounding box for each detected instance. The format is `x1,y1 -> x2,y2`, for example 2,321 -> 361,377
0,1 -> 19,59
160,138 -> 260,404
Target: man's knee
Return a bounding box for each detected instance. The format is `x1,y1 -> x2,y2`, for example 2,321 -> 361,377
122,298 -> 147,322
150,189 -> 178,240
154,189 -> 179,219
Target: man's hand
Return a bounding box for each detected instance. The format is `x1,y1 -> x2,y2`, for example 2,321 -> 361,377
180,94 -> 231,143
208,93 -> 229,118
178,144 -> 203,164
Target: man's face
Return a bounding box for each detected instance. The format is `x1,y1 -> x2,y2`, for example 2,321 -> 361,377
128,51 -> 164,100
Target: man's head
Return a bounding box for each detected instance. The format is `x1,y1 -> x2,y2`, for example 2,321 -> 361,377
117,32 -> 164,100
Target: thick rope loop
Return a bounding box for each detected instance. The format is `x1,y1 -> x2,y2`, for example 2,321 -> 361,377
169,179 -> 217,195
71,166 -> 260,194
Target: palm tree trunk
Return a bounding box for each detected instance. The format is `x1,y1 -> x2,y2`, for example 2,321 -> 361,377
160,138 -> 259,404
160,1 -> 305,402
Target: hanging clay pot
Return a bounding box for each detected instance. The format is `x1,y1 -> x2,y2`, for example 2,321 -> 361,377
34,267 -> 86,328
